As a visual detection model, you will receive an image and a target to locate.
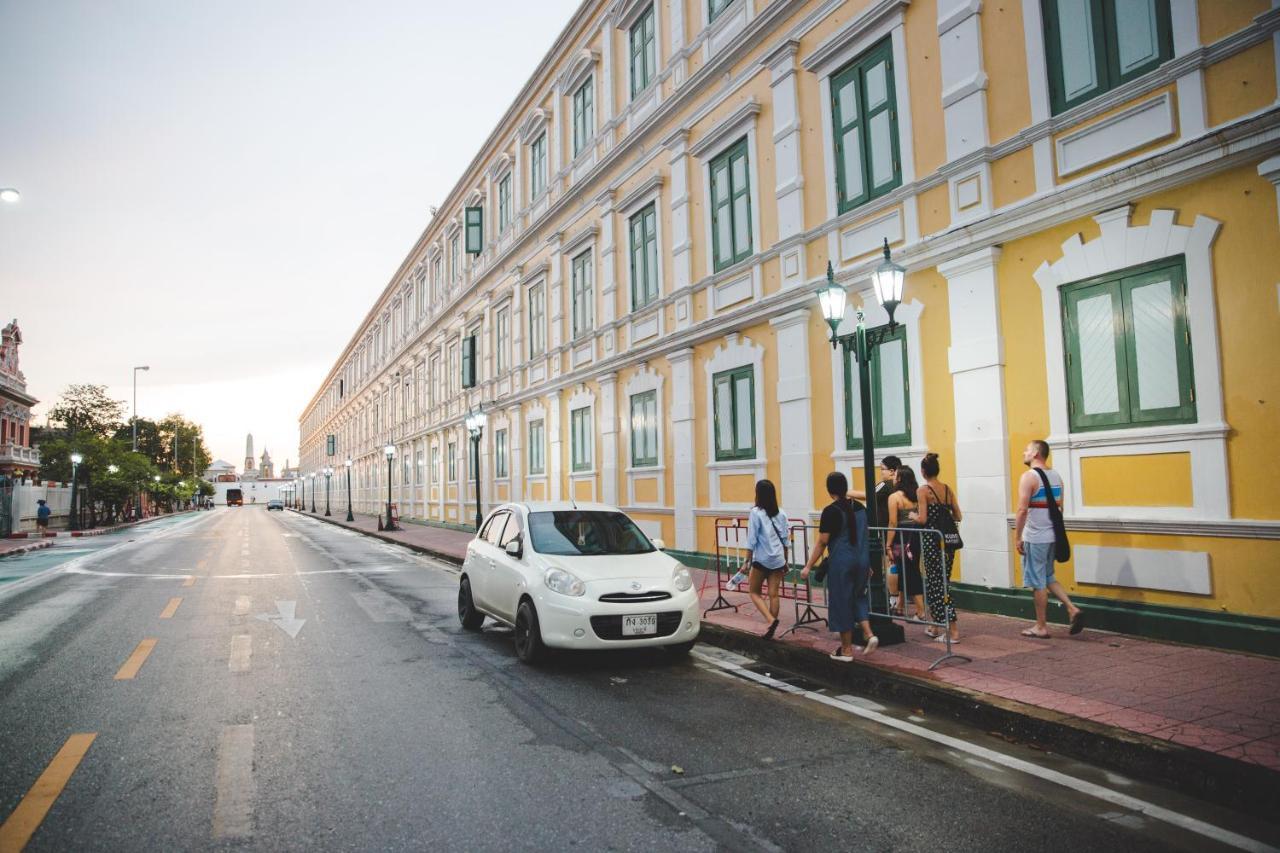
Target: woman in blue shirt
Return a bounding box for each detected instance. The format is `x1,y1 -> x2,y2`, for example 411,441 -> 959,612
742,479 -> 789,639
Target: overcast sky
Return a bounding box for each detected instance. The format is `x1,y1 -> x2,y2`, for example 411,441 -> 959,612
0,0 -> 581,470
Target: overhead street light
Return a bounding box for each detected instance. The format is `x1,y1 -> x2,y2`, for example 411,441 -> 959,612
345,458 -> 354,522
465,409 -> 487,532
69,453 -> 84,531
383,444 -> 399,531
323,466 -> 333,517
0,188 -> 20,204
309,472 -> 317,513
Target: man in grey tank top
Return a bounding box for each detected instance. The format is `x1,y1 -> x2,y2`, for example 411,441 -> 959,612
1014,440 -> 1083,639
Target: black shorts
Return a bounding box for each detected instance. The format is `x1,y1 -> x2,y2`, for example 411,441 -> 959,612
751,561 -> 787,574
36,518 -> 49,529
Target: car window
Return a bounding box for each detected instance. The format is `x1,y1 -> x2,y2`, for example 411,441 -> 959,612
498,512 -> 522,548
527,511 -> 654,556
484,512 -> 509,546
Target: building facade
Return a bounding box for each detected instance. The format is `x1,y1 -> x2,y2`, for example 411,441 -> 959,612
300,0 -> 1280,648
0,320 -> 40,479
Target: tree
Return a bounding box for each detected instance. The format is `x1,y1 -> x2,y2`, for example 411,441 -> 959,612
45,385 -> 126,439
115,414 -> 211,476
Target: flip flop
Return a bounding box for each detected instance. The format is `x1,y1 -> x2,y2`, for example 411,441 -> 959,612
1070,611 -> 1085,635
1020,628 -> 1051,639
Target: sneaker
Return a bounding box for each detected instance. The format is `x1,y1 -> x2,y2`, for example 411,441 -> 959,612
829,648 -> 855,662
862,636 -> 879,656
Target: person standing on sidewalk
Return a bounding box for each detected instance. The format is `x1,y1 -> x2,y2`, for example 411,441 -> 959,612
917,453 -> 962,643
742,479 -> 790,640
1014,440 -> 1083,638
800,472 -> 878,660
36,499 -> 51,531
883,465 -> 924,619
849,455 -> 901,607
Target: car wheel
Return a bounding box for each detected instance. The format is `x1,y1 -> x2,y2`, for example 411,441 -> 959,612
514,599 -> 546,664
664,640 -> 696,657
458,577 -> 485,630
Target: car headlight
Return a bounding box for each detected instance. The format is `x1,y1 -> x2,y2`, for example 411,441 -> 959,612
672,565 -> 693,592
544,567 -> 586,597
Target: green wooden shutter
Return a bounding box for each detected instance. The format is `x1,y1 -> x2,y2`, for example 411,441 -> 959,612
461,335 -> 476,389
464,207 -> 483,254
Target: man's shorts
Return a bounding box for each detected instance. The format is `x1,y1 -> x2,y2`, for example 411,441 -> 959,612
1022,541 -> 1056,590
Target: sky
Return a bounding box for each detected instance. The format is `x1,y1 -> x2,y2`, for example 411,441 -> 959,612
0,0 -> 582,470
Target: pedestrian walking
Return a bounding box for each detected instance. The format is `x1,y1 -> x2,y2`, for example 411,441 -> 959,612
742,479 -> 789,640
1014,440 -> 1083,638
849,455 -> 901,607
35,499 -> 51,531
916,452 -> 962,643
883,466 -> 925,619
800,472 -> 878,660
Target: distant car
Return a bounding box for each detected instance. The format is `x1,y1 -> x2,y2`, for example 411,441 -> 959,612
458,502 -> 699,663
266,499 -> 284,511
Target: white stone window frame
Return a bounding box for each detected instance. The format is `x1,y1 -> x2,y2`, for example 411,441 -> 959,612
492,297 -> 513,378
562,223 -> 599,362
616,0 -> 663,129
1032,205 -> 1228,521
492,159 -> 515,239
567,385 -> 598,498
446,439 -> 459,485
519,108 -> 551,207
561,49 -> 600,169
523,401 -> 549,483
703,332 -> 766,510
616,174 -> 666,343
828,289 -> 928,469
491,412 -> 511,484
624,364 -> 666,507
698,0 -> 755,61
690,99 -> 764,315
804,0 -> 916,265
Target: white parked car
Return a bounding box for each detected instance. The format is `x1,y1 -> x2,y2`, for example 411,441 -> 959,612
458,502 -> 700,663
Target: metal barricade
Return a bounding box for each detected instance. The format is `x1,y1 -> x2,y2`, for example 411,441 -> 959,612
870,524 -> 970,671
704,517 -> 827,634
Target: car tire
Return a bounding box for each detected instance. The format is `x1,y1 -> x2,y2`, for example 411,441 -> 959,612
458,577 -> 485,630
514,599 -> 546,665
664,640 -> 696,658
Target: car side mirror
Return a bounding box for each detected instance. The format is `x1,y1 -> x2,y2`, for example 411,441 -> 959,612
504,537 -> 522,559
651,538 -> 666,551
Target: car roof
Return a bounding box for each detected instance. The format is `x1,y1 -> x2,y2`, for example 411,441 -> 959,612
500,501 -> 623,514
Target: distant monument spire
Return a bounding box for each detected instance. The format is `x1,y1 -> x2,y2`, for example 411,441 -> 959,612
244,433 -> 255,473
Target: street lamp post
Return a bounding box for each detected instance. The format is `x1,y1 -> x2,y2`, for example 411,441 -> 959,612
309,473 -> 317,513
324,467 -> 333,516
465,409 -> 487,531
69,453 -> 83,531
153,474 -> 162,515
132,365 -> 150,520
816,241 -> 907,646
383,444 -> 399,531
345,458 -> 354,522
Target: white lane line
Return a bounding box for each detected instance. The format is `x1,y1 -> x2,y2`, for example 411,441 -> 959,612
228,635 -> 252,673
233,596 -> 251,616
60,567 -> 404,579
212,724 -> 255,839
691,650 -> 1276,853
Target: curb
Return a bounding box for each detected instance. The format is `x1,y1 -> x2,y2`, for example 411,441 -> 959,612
699,622 -> 1280,821
4,511 -> 199,541
0,540 -> 55,559
288,509 -> 465,566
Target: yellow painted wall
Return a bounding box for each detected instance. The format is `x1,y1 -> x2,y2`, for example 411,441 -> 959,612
905,0 -> 946,178
574,478 -> 594,501
633,477 -> 659,503
982,0 -> 1032,144
1200,0 -> 1267,45
1080,453 -> 1194,507
719,474 -> 755,503
530,480 -> 546,501
631,511 -> 674,545
917,183 -> 950,237
992,146 -> 1036,210
1205,41 -> 1277,128
1052,85 -> 1178,182
496,483 -> 509,502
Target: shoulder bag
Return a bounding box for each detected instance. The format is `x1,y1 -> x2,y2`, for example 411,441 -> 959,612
926,485 -> 964,552
1032,468 -> 1071,563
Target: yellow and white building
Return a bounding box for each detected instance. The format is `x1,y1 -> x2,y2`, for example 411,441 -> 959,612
300,0 -> 1280,652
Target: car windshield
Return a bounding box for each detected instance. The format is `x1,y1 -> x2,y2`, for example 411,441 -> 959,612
527,511 -> 655,556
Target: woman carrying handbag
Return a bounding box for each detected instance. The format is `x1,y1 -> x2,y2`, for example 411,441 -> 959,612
916,452 -> 963,644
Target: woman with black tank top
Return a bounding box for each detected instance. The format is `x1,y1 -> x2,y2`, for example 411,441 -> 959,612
800,471 -> 878,660
884,466 -> 926,620
917,452 -> 963,642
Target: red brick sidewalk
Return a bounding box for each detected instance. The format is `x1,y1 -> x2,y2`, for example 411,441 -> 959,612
695,570 -> 1280,772
293,508 -> 472,564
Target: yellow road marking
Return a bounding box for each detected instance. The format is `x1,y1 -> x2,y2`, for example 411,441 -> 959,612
159,598 -> 182,619
0,733 -> 97,852
114,639 -> 157,680
229,635 -> 251,672
183,576 -> 196,587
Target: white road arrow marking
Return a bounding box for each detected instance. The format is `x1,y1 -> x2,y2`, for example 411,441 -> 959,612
254,600 -> 306,638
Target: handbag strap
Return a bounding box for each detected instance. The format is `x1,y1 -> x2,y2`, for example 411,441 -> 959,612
1033,468 -> 1063,523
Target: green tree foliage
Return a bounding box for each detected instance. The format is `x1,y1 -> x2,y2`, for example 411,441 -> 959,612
114,415 -> 211,477
45,384 -> 126,439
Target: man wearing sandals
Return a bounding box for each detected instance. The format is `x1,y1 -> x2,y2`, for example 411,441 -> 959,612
1014,440 -> 1084,639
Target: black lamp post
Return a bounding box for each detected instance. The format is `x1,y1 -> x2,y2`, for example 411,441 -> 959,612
345,458 -> 354,522
68,453 -> 83,531
324,466 -> 333,516
816,240 -> 907,646
383,444 -> 399,530
465,409 -> 487,531
309,473 -> 316,512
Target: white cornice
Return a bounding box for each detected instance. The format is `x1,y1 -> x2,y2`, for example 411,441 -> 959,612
615,173 -> 664,216
613,0 -> 652,31
519,108 -> 549,144
687,98 -> 761,158
561,223 -> 599,256
559,47 -> 599,95
800,0 -> 909,75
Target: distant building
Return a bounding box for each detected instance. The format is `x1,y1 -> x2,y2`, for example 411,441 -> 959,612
259,448 -> 274,479
0,320 -> 40,479
203,459 -> 237,482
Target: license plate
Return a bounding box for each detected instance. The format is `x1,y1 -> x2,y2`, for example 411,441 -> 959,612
622,614 -> 658,636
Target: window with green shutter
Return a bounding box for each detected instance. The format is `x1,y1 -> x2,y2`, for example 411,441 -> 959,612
712,365 -> 755,460
495,429 -> 508,478
630,5 -> 656,99
630,390 -> 658,467
571,407 -> 593,472
528,420 -> 546,474
573,78 -> 594,157
528,282 -> 546,357
1042,0 -> 1172,115
447,442 -> 457,481
629,203 -> 659,309
843,324 -> 911,450
709,0 -> 734,22
450,235 -> 461,281
571,250 -> 593,339
461,334 -> 476,389
1061,258 -> 1195,432
464,207 -> 483,254
531,134 -> 547,198
498,174 -> 512,233
495,306 -> 510,373
830,38 -> 901,215
709,138 -> 752,272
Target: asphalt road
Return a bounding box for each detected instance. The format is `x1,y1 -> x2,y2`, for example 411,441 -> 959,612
0,507 -> 1274,852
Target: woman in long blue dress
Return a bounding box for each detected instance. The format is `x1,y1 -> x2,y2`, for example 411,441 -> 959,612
801,472 -> 879,660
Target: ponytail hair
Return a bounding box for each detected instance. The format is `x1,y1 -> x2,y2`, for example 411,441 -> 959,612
921,452 -> 941,479
824,470 -> 859,547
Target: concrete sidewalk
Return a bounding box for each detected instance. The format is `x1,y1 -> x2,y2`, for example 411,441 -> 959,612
291,508 -> 472,564
0,539 -> 54,558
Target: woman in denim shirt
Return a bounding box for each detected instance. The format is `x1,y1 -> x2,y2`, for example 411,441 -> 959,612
801,471 -> 878,660
743,479 -> 789,639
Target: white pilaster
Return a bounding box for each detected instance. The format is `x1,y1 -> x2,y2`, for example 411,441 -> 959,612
599,372 -> 619,506
508,403 -> 523,502
670,0 -> 687,86
666,348 -> 696,550
770,309 -> 815,516
665,130 -> 694,330
597,190 -> 618,356
767,40 -> 807,291
937,247 -> 1013,587
546,391 -> 563,501
547,233 -> 565,351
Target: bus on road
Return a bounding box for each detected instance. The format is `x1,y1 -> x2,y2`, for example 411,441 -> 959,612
226,488 -> 243,506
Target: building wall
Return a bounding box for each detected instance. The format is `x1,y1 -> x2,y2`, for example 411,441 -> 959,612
299,0 -> 1280,629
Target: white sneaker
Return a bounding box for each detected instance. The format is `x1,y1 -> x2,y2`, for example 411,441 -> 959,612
829,649 -> 855,662
862,636 -> 879,656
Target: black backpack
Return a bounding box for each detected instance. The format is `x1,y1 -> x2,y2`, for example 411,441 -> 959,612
925,485 -> 963,552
